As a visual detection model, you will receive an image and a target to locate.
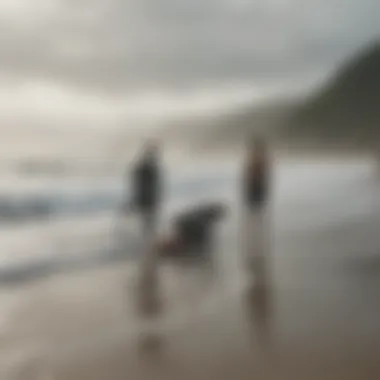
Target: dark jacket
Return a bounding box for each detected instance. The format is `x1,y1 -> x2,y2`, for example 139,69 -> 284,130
243,158 -> 269,206
131,157 -> 160,211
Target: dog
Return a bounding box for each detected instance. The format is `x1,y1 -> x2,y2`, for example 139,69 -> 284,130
157,202 -> 227,259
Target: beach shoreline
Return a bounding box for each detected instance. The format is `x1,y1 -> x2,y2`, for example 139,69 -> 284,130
0,156 -> 379,379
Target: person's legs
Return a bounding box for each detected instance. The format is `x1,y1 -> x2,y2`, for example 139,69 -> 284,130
138,207 -> 161,316
142,207 -> 157,238
242,204 -> 254,269
243,201 -> 267,273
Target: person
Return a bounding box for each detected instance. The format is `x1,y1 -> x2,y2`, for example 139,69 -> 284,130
130,142 -> 163,318
242,137 -> 271,270
130,141 -> 162,237
157,202 -> 226,259
242,138 -> 270,212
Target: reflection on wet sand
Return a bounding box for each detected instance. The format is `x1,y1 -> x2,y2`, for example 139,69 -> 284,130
136,232 -> 218,355
245,271 -> 273,350
243,207 -> 273,353
137,331 -> 165,357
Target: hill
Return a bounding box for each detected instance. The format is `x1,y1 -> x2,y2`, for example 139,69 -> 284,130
290,41 -> 380,145
162,41 -> 380,152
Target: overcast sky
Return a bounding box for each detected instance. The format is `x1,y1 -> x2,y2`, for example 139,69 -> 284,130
0,0 -> 379,135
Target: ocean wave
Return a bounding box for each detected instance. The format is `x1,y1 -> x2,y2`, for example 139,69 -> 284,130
0,175 -> 232,224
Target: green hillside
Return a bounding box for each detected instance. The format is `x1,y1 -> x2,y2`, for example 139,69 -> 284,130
292,41 -> 380,142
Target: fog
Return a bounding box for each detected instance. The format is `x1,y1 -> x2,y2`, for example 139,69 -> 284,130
1,1 -> 380,379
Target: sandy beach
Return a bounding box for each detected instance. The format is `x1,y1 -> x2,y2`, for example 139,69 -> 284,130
0,156 -> 379,379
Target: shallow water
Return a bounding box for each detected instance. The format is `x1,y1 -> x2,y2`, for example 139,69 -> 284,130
0,156 -> 378,282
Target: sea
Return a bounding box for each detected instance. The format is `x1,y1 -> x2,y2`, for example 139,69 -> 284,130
0,154 -> 378,285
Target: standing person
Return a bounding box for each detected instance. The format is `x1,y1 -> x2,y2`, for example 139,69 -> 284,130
131,141 -> 162,238
242,137 -> 271,273
243,138 -> 270,211
130,141 -> 163,316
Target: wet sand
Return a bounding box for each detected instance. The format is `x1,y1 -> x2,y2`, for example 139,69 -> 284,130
0,158 -> 380,379
1,219 -> 380,379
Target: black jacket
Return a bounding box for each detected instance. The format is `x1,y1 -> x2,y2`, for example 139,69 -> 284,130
131,158 -> 160,211
243,159 -> 269,205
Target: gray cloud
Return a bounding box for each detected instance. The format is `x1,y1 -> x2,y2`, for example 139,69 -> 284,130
0,0 -> 378,93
